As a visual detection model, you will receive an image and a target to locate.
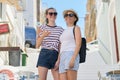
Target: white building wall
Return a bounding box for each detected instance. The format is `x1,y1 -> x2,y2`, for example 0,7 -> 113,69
96,2 -> 112,64
33,0 -> 37,29
0,4 -> 24,47
23,0 -> 37,29
6,5 -> 25,49
23,0 -> 33,26
96,0 -> 102,12
1,4 -> 6,21
108,0 -> 117,64
96,0 -> 120,64
115,0 -> 120,61
0,4 -> 9,47
0,3 -> 25,65
0,4 -> 2,20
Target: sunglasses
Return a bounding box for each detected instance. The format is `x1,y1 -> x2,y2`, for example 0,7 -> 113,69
64,14 -> 75,17
48,12 -> 57,16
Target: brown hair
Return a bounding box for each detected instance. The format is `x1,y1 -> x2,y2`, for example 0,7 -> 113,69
45,7 -> 56,24
63,9 -> 79,25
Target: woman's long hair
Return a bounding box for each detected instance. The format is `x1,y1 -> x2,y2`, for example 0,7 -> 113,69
45,7 -> 56,24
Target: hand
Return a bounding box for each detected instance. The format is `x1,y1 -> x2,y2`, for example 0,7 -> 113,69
42,30 -> 51,37
54,60 -> 59,71
69,58 -> 75,69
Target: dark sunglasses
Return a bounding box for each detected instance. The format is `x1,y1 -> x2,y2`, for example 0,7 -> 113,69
48,12 -> 57,16
64,14 -> 75,17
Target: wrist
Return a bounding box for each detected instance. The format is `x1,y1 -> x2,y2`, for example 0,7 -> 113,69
41,34 -> 45,37
57,59 -> 60,63
72,56 -> 76,60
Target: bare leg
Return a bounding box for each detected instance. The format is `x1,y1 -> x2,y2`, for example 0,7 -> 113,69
59,72 -> 67,80
38,66 -> 48,80
67,70 -> 77,80
51,69 -> 59,80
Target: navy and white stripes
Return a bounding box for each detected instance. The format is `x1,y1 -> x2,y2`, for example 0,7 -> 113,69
38,25 -> 64,51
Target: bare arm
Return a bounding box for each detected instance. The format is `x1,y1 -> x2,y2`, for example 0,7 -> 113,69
57,43 -> 61,62
73,26 -> 82,59
69,26 -> 82,68
54,43 -> 61,70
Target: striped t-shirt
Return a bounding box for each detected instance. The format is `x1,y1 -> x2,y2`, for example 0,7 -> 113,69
38,24 -> 64,51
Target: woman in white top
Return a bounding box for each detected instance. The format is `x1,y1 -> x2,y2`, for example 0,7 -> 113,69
59,9 -> 82,80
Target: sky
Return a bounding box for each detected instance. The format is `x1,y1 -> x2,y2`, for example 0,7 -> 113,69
41,0 -> 87,36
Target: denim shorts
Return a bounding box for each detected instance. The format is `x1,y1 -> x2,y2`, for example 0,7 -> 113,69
59,51 -> 79,73
36,48 -> 58,69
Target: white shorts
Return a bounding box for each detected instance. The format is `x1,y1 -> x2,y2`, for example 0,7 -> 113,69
59,51 -> 79,73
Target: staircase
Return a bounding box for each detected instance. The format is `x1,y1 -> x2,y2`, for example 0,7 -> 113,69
47,50 -> 120,80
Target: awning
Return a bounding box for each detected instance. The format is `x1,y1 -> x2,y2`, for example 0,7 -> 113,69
0,23 -> 9,34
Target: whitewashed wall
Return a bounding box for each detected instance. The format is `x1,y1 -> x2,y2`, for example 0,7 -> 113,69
108,0 -> 117,64
96,0 -> 118,64
115,0 -> 120,62
23,0 -> 37,29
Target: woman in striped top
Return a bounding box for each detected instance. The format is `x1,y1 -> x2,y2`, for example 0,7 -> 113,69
36,7 -> 64,80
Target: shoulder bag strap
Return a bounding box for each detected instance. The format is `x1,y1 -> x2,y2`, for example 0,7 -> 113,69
73,26 -> 76,40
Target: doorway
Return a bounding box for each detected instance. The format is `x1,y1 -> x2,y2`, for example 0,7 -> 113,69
113,16 -> 119,62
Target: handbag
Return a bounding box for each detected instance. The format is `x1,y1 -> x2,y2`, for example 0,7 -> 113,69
73,26 -> 86,63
